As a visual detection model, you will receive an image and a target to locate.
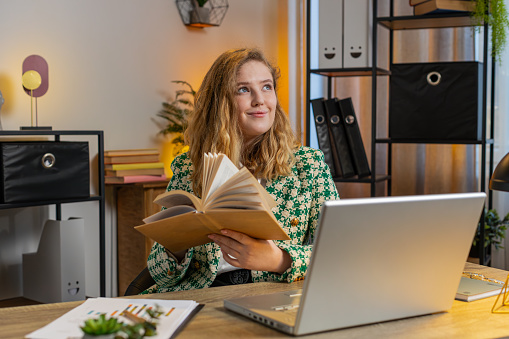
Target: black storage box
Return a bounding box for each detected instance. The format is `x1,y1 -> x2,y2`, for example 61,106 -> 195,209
0,141 -> 90,203
389,61 -> 483,140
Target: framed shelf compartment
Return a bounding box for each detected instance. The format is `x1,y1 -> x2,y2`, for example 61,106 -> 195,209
306,1 -> 495,264
0,130 -> 106,297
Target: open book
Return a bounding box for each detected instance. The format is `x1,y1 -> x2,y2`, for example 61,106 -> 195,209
135,153 -> 290,252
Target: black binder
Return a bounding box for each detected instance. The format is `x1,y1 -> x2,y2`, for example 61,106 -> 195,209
311,98 -> 336,177
323,98 -> 355,178
337,98 -> 371,177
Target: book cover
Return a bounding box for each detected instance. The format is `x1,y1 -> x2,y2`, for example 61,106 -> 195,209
104,154 -> 160,164
135,153 -> 290,253
105,174 -> 167,184
323,98 -> 355,178
455,276 -> 503,302
337,97 -> 371,177
409,0 -> 430,5
105,162 -> 164,171
311,98 -> 337,177
104,148 -> 159,157
105,167 -> 165,177
414,0 -> 475,16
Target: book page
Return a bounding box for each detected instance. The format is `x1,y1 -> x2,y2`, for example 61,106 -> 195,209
143,205 -> 196,224
205,167 -> 277,211
202,153 -> 239,201
154,190 -> 203,210
25,298 -> 199,339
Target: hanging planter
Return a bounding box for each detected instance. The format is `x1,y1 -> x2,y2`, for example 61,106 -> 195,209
176,0 -> 229,28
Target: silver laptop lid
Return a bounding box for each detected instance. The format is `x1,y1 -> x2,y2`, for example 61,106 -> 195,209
295,192 -> 485,335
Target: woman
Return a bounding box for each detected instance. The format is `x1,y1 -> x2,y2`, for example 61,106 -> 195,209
144,48 -> 339,293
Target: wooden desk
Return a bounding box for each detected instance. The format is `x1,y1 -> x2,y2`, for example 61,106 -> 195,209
2,263 -> 509,338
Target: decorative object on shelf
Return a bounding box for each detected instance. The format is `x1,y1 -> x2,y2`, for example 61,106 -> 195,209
157,80 -> 194,177
490,152 -> 509,192
20,55 -> 51,130
471,0 -> 509,64
176,0 -> 228,28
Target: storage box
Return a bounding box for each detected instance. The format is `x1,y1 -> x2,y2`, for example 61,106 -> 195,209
0,141 -> 90,203
389,61 -> 483,140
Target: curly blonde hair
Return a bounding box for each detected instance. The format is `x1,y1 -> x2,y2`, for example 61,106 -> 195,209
184,48 -> 299,196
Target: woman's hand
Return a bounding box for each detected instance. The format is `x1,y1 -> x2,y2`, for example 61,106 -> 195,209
208,229 -> 292,274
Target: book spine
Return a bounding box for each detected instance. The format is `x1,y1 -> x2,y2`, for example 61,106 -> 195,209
106,162 -> 164,170
323,98 -> 355,178
311,98 -> 337,177
338,98 -> 371,177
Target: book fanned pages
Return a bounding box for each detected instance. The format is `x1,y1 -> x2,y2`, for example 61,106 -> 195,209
323,98 -> 355,178
311,98 -> 337,177
135,153 -> 290,253
337,97 -> 371,177
414,0 -> 475,15
455,276 -> 504,302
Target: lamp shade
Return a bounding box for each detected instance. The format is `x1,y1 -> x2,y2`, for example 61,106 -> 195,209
490,152 -> 509,192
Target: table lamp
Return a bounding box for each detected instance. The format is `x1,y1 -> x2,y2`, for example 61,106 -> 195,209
489,151 -> 509,313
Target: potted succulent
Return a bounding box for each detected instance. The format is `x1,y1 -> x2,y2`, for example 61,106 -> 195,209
470,208 -> 509,258
80,314 -> 123,338
471,0 -> 509,63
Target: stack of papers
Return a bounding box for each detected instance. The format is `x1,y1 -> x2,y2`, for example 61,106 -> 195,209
25,298 -> 200,339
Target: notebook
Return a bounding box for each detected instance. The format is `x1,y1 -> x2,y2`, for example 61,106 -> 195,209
224,192 -> 486,336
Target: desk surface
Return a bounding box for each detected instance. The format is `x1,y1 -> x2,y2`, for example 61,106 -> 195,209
2,262 -> 509,338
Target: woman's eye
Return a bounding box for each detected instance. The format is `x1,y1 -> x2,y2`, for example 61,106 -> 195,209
237,87 -> 248,93
263,84 -> 273,91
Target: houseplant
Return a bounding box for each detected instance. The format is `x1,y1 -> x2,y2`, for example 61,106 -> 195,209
156,80 -> 195,177
471,209 -> 509,258
471,0 -> 509,63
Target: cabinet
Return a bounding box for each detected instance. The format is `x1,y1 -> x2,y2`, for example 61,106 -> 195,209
0,130 -> 106,296
305,1 -> 494,264
113,181 -> 168,295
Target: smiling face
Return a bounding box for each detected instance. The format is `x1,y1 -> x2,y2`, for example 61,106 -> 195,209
234,60 -> 277,145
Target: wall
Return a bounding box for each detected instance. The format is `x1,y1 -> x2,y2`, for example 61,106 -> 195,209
0,0 -> 289,299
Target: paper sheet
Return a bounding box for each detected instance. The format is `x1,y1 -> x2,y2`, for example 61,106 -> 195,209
25,298 -> 199,339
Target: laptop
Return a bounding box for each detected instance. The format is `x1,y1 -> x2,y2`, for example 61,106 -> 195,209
224,192 -> 486,336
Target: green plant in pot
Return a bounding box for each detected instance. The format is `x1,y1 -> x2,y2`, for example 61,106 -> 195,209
156,80 -> 195,177
471,0 -> 509,63
157,80 -> 195,144
471,209 -> 509,258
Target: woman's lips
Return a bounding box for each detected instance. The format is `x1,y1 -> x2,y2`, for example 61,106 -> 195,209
247,111 -> 267,117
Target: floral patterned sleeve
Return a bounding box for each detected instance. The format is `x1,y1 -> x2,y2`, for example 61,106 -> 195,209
252,147 -> 339,283
144,154 -> 195,293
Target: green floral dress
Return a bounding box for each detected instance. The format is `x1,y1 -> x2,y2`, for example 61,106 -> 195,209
143,146 -> 339,293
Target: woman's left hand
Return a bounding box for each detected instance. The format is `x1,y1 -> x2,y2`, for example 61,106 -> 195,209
208,229 -> 292,274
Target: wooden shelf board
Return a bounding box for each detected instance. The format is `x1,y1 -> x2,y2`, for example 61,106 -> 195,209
378,13 -> 480,30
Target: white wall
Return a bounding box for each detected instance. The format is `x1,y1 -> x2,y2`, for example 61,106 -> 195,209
0,0 -> 287,299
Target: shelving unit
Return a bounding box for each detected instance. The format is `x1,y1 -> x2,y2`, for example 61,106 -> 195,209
0,130 -> 106,296
305,1 -> 494,264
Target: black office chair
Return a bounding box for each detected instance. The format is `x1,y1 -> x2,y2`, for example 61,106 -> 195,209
124,267 -> 155,296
